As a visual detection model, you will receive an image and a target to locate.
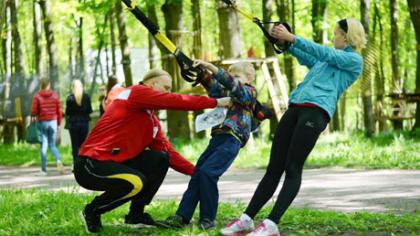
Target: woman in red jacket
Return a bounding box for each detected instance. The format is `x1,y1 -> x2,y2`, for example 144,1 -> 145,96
31,78 -> 64,175
74,69 -> 231,233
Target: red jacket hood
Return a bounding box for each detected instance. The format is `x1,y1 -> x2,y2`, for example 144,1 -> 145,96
39,89 -> 54,98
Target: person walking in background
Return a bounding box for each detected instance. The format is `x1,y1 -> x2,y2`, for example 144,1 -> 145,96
31,78 -> 64,176
65,79 -> 92,168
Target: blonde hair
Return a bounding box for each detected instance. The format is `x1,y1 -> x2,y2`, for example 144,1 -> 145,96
142,69 -> 171,83
341,18 -> 367,49
71,79 -> 84,106
228,62 -> 255,79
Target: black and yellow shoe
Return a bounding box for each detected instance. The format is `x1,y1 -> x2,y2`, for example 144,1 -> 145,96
81,207 -> 102,233
124,212 -> 156,228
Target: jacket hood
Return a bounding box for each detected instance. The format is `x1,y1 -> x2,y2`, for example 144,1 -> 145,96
39,89 -> 53,98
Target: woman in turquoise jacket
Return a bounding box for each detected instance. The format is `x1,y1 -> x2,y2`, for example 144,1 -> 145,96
221,18 -> 367,236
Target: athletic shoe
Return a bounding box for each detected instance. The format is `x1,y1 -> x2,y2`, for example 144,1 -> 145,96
163,215 -> 189,228
246,219 -> 280,236
80,207 -> 102,233
197,218 -> 215,230
221,217 -> 254,236
125,212 -> 156,228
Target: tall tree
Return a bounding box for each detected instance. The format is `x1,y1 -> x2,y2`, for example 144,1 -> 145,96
10,0 -> 26,142
264,0 -> 279,138
40,0 -> 60,92
408,0 -> 420,130
109,8 -> 117,75
191,0 -> 202,60
191,0 -> 205,139
146,2 -> 161,69
33,0 -> 43,77
374,2 -> 387,131
275,0 -> 296,90
311,0 -> 327,43
89,14 -> 109,96
162,0 -> 191,140
115,1 -> 133,86
390,0 -> 403,129
360,0 -> 375,136
217,1 -> 242,59
75,0 -> 85,83
0,0 -> 7,42
2,0 -> 13,144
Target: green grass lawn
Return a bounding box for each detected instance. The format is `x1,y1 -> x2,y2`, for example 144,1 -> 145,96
1,131 -> 419,170
0,189 -> 418,236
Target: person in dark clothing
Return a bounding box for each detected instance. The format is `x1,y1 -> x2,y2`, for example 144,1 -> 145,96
65,79 -> 92,165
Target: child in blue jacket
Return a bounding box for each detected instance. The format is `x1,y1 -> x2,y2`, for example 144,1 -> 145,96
166,60 -> 271,230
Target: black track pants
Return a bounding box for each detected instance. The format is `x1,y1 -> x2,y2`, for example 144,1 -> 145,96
245,106 -> 329,223
74,150 -> 169,215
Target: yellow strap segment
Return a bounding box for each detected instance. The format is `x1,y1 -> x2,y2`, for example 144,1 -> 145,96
108,173 -> 143,200
155,32 -> 177,53
234,6 -> 254,21
129,1 -> 136,10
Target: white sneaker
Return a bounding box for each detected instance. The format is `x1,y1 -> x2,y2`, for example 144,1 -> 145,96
36,171 -> 47,176
246,219 -> 280,236
221,215 -> 254,236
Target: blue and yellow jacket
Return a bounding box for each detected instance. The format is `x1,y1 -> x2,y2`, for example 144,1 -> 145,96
288,36 -> 363,118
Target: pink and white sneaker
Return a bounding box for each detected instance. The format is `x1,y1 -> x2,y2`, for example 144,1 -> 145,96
246,219 -> 280,236
220,216 -> 254,236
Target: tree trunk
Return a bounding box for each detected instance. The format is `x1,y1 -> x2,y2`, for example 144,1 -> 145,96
40,0 -> 59,92
33,0 -> 43,77
340,92 -> 347,131
2,0 -> 14,144
192,0 -> 205,139
146,3 -> 161,69
115,1 -> 133,86
162,0 -> 191,140
75,0 -> 85,83
217,1 -> 242,59
109,8 -> 117,75
408,0 -> 420,130
390,0 -> 403,129
373,2 -> 387,131
68,38 -> 74,80
10,0 -> 26,142
311,0 -> 327,44
265,0 -> 279,138
0,0 -> 6,32
360,0 -> 375,136
192,0 -> 202,60
89,15 -> 108,97
275,0 -> 296,90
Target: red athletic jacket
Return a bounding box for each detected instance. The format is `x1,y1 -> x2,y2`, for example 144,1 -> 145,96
79,85 -> 218,175
31,89 -> 62,125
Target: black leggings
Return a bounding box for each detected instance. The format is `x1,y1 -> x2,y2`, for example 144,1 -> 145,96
245,105 -> 329,223
74,150 -> 169,215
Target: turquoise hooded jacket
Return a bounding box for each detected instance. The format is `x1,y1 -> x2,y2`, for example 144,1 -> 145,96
288,36 -> 363,118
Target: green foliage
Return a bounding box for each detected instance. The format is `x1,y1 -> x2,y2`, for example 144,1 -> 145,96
0,132 -> 419,170
0,189 -> 418,235
172,131 -> 420,170
0,144 -> 72,167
